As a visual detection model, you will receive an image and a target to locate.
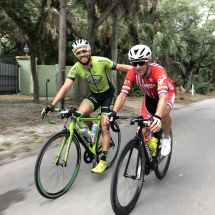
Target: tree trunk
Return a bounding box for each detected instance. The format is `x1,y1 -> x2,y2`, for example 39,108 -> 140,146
111,8 -> 118,95
58,0 -> 67,109
144,0 -> 150,20
183,68 -> 193,91
41,39 -> 45,65
86,0 -> 97,51
29,42 -> 40,103
162,51 -> 168,70
134,12 -> 140,43
77,0 -> 96,98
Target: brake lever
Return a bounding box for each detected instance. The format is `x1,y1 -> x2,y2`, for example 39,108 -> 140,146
107,113 -> 111,133
41,110 -> 46,121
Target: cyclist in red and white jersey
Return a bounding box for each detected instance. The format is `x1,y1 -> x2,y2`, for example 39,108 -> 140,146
105,44 -> 176,156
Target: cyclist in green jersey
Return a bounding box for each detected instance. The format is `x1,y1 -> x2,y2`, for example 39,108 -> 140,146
41,39 -> 132,173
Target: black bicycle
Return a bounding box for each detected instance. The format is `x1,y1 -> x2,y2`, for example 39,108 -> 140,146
110,116 -> 173,215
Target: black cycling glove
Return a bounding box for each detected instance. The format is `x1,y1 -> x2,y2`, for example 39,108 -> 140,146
44,104 -> 55,112
107,110 -> 116,120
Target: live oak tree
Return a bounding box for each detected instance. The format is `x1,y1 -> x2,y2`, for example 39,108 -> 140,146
0,0 -> 49,103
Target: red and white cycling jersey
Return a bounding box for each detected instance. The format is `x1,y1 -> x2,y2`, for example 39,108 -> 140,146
121,63 -> 176,98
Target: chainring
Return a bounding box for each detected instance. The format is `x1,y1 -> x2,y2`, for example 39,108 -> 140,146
83,150 -> 93,164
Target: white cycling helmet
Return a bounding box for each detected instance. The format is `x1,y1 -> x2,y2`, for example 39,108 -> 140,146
128,45 -> 151,61
72,39 -> 91,53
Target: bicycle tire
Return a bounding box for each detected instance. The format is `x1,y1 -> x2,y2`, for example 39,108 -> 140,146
34,130 -> 81,199
96,121 -> 121,169
154,129 -> 173,179
110,138 -> 145,215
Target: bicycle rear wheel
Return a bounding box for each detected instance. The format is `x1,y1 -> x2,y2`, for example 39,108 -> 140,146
34,131 -> 81,199
110,138 -> 145,215
155,129 -> 173,179
96,121 -> 121,169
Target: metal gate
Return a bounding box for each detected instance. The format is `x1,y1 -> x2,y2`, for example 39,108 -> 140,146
0,55 -> 20,95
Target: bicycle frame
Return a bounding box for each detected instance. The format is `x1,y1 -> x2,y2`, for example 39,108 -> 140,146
45,109 -> 102,166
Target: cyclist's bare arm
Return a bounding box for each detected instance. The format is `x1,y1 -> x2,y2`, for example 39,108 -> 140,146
52,79 -> 74,105
115,64 -> 132,73
155,93 -> 167,118
41,79 -> 74,116
104,93 -> 127,125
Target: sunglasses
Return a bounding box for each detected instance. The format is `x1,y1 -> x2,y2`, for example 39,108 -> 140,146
131,60 -> 148,67
75,50 -> 89,56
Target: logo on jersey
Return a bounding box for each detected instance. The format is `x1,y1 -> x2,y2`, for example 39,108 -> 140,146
98,60 -> 110,64
85,75 -> 102,84
143,84 -> 156,89
158,74 -> 167,87
91,70 -> 97,75
149,78 -> 153,82
124,77 -> 130,85
70,66 -> 78,75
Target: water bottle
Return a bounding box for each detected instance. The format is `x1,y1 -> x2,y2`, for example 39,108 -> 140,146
144,136 -> 157,156
91,123 -> 98,144
79,128 -> 91,143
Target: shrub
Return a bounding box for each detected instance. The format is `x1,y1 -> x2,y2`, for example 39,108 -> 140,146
194,83 -> 210,95
174,77 -> 184,87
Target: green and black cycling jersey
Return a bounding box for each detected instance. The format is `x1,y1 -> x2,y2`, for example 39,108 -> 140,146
67,56 -> 117,93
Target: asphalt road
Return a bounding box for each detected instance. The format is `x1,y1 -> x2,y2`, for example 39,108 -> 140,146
0,98 -> 215,215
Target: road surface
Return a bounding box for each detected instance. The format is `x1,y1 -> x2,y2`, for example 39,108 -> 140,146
0,98 -> 215,215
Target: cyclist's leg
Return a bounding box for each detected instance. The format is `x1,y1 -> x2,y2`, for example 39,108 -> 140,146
161,92 -> 175,136
79,93 -> 100,127
100,93 -> 115,151
140,94 -> 158,137
92,92 -> 115,173
161,105 -> 172,136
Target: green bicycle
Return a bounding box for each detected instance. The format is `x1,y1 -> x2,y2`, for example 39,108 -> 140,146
34,107 -> 121,199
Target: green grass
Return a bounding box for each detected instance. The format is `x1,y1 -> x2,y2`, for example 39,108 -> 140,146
23,146 -> 33,152
15,129 -> 22,132
11,100 -> 33,104
17,116 -> 30,121
3,142 -> 12,146
27,130 -> 36,134
32,134 -> 40,139
10,153 -> 17,158
0,148 -> 4,152
0,126 -> 4,129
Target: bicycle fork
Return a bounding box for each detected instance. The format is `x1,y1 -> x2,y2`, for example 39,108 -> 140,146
55,126 -> 74,167
123,140 -> 142,180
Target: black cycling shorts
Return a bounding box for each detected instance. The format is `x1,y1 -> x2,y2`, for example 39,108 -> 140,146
83,83 -> 115,116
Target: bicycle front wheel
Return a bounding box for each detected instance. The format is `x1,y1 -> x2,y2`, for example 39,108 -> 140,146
34,131 -> 81,199
97,121 -> 121,169
110,138 -> 145,215
155,129 -> 173,179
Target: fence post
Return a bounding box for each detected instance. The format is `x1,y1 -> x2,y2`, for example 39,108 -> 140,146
46,79 -> 49,101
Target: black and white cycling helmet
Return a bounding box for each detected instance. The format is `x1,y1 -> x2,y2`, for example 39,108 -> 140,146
72,39 -> 91,53
128,45 -> 151,61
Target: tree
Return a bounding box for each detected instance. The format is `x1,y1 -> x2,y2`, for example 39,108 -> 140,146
58,0 -> 67,109
0,0 -> 49,103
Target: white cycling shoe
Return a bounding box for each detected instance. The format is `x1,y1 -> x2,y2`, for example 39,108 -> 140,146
161,136 -> 171,156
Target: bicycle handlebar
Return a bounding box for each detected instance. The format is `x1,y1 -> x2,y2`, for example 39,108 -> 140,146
41,108 -> 87,128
